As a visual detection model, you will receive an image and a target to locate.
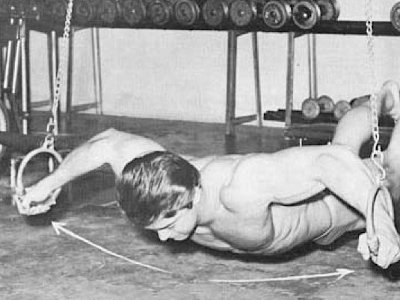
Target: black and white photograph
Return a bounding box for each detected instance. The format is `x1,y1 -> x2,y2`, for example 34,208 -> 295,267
1,0 -> 400,299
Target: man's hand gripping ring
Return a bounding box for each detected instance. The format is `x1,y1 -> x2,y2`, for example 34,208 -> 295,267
366,185 -> 392,257
14,147 -> 63,215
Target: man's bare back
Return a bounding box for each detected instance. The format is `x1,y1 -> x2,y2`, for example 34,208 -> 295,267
187,145 -> 363,255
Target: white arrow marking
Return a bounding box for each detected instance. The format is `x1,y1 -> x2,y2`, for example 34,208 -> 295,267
209,268 -> 354,283
51,221 -> 171,274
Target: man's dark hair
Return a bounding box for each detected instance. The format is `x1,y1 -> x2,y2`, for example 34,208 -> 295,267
116,151 -> 200,227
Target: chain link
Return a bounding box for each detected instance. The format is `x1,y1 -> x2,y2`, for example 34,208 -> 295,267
365,0 -> 385,182
45,0 -> 74,148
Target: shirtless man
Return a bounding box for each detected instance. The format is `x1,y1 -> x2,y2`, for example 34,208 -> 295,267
17,81 -> 400,269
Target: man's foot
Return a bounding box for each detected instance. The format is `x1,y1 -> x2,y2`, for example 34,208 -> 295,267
381,80 -> 400,121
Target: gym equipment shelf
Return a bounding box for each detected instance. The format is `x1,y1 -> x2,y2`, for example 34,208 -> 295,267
20,20 -> 400,36
264,109 -> 395,143
1,0 -> 400,138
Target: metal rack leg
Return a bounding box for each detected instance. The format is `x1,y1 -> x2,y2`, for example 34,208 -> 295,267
11,27 -> 22,134
226,31 -> 237,136
3,41 -> 13,93
0,45 -> 5,94
285,32 -> 295,128
63,27 -> 74,132
307,34 -> 318,99
47,30 -> 58,106
91,27 -> 103,115
20,19 -> 29,134
252,32 -> 262,128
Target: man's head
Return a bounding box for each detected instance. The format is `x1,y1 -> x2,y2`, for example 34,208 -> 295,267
116,151 -> 200,240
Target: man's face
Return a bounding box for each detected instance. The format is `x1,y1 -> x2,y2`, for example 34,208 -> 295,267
146,207 -> 197,242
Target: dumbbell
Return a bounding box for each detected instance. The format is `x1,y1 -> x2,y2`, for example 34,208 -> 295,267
24,0 -> 43,20
316,0 -> 339,21
301,95 -> 335,119
8,0 -> 42,20
174,0 -> 204,26
73,0 -> 98,24
391,2 -> 400,32
121,0 -> 147,25
333,100 -> 351,120
292,0 -> 321,30
45,0 -> 68,23
147,0 -> 177,26
97,0 -> 121,25
202,0 -> 232,27
293,0 -> 339,30
7,0 -> 24,19
229,0 -> 265,27
262,0 -> 294,29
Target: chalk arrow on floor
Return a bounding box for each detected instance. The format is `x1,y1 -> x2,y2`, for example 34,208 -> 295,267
51,221 -> 171,274
209,268 -> 355,283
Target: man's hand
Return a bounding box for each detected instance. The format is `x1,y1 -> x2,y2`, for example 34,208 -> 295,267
358,233 -> 400,269
15,185 -> 59,215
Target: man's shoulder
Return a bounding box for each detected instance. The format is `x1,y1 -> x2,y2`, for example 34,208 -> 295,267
98,129 -> 165,174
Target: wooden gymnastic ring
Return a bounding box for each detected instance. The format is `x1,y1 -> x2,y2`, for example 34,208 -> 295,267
16,147 -> 63,202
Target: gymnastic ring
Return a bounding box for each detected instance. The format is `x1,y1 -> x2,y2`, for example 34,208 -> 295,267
366,187 -> 379,256
366,185 -> 391,257
16,147 -> 63,202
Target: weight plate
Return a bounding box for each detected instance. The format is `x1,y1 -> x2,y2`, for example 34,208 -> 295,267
230,0 -> 256,27
42,0 -> 55,19
317,95 -> 334,113
24,0 -> 43,20
52,0 -> 68,21
74,0 -> 96,23
262,0 -> 291,29
302,98 -> 320,119
293,0 -> 321,30
8,0 -> 23,19
391,2 -> 400,32
175,0 -> 200,25
333,100 -> 351,120
98,0 -> 118,24
202,0 -> 229,27
316,0 -> 340,21
122,0 -> 146,25
148,0 -> 171,25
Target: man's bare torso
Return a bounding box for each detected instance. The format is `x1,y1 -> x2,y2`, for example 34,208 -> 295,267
187,145 -> 361,255
104,131 -> 367,255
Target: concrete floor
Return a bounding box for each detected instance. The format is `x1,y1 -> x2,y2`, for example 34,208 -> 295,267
1,114 -> 400,299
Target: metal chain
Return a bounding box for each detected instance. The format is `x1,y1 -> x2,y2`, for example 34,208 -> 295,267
365,0 -> 385,182
44,0 -> 74,149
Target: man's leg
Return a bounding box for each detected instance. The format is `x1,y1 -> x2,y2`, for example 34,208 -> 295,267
332,80 -> 400,232
341,81 -> 400,234
376,83 -> 400,232
332,80 -> 400,155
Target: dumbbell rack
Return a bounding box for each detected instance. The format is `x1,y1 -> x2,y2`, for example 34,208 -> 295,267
262,20 -> 399,144
1,1 -> 400,140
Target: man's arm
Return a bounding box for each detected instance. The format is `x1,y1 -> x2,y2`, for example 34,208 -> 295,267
22,128 -> 165,204
314,147 -> 400,269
